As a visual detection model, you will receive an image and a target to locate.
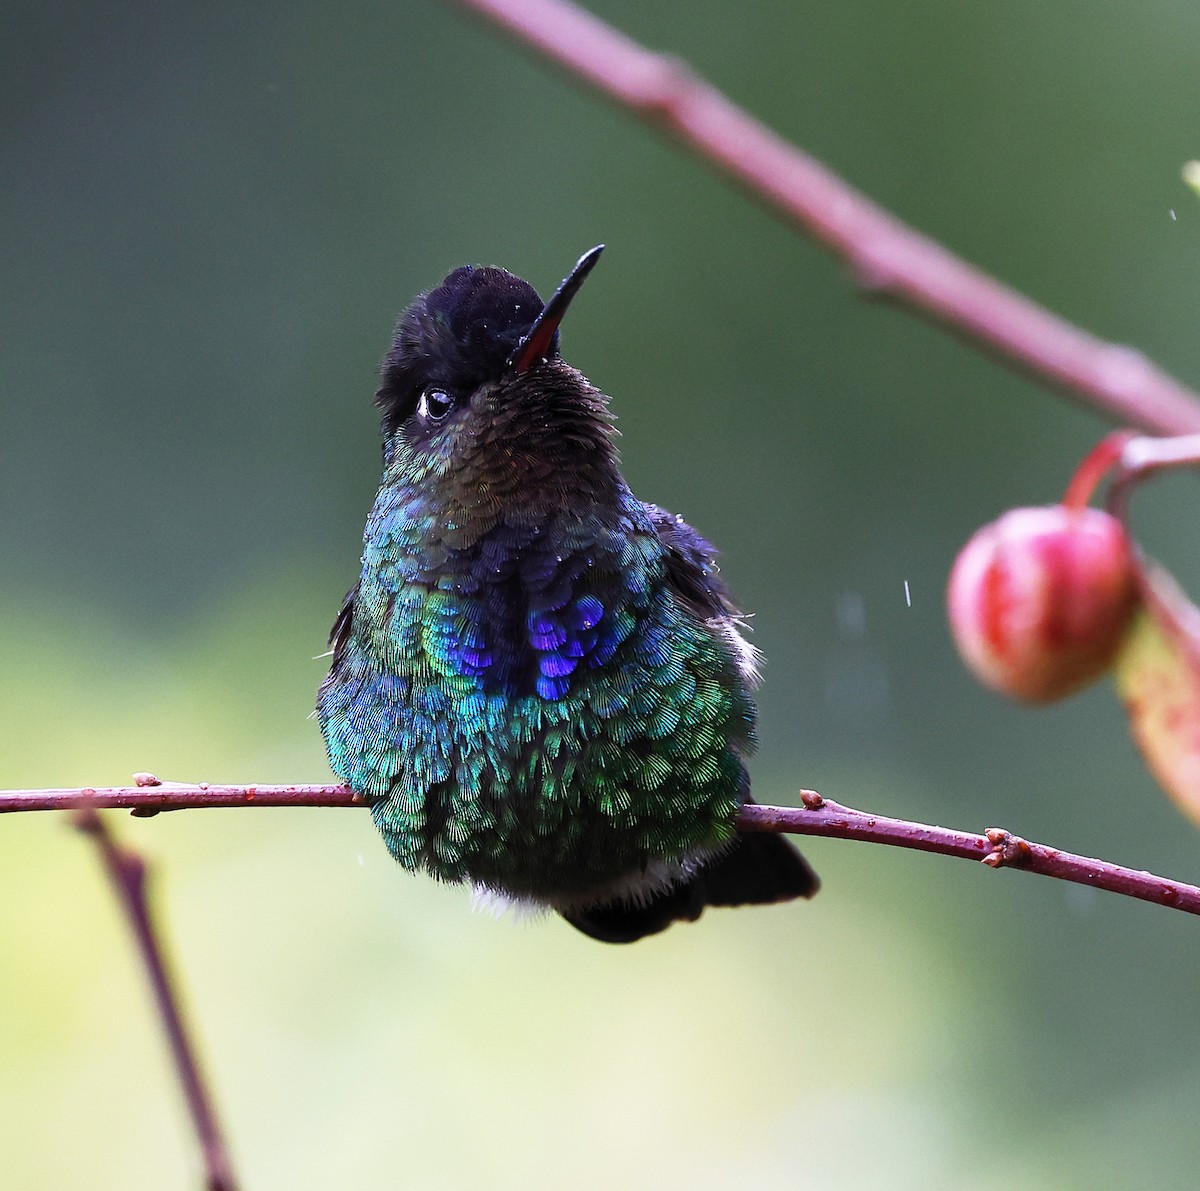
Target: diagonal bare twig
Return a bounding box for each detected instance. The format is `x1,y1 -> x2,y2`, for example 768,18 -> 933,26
454,0 -> 1200,436
74,806 -> 239,1191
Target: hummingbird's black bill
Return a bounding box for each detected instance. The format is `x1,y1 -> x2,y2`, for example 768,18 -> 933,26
507,245 -> 605,375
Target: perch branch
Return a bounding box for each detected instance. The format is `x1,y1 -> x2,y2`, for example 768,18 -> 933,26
74,806 -> 239,1191
15,777 -> 364,816
739,794 -> 1200,915
454,0 -> 1200,435
7,778 -> 1195,917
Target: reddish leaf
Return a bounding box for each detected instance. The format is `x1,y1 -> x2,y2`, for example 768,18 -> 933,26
1115,561 -> 1200,824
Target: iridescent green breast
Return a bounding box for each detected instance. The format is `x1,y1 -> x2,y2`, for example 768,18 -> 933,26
317,490 -> 754,899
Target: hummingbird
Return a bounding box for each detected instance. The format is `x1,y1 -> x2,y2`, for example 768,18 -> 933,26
317,246 -> 818,942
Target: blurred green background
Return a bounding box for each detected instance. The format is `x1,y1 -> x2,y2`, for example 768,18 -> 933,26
5,1 -> 1200,1187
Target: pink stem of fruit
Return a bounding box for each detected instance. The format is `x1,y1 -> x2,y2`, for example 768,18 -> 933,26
1062,430 -> 1139,512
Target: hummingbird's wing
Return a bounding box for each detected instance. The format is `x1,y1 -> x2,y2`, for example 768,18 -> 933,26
327,581 -> 359,659
641,503 -> 740,621
642,502 -> 761,687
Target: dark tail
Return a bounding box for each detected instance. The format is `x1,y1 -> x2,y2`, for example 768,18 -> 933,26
562,834 -> 819,944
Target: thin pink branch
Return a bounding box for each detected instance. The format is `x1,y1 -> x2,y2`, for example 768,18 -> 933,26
454,0 -> 1200,436
8,778 -> 1195,917
13,777 -> 363,816
74,807 -> 239,1191
740,794 -> 1200,915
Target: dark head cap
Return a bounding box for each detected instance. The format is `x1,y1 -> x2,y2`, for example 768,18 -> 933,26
375,246 -> 604,436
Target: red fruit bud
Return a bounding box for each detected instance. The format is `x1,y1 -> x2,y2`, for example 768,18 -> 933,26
947,506 -> 1139,703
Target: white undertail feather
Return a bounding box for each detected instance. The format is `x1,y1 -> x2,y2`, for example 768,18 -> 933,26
470,886 -> 549,922
471,844 -> 726,921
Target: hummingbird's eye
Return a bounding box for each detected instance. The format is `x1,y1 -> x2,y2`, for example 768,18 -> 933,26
418,388 -> 455,423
